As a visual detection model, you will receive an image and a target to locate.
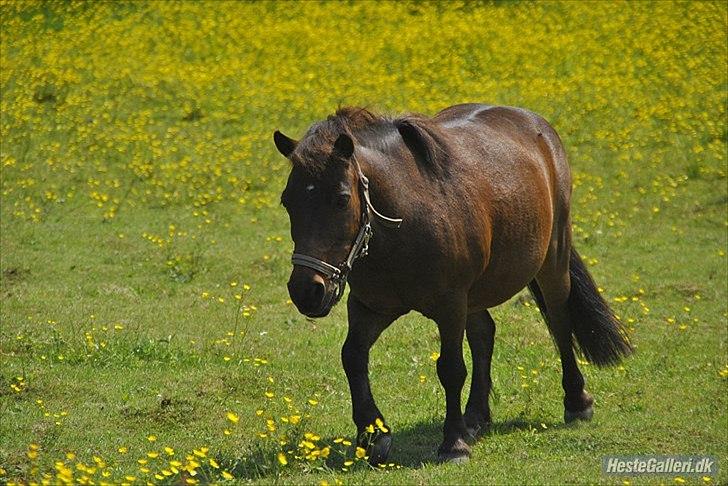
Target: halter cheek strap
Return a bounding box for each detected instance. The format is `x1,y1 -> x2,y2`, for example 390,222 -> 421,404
290,157 -> 402,305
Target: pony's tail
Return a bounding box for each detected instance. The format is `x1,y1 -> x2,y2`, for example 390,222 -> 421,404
529,248 -> 633,367
565,248 -> 633,366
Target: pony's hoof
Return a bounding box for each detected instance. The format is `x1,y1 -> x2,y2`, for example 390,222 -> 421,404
464,420 -> 491,440
464,410 -> 491,440
367,433 -> 392,466
438,452 -> 470,464
564,404 -> 594,423
437,438 -> 471,464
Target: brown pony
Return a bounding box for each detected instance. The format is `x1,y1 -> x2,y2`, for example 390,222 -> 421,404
274,104 -> 632,464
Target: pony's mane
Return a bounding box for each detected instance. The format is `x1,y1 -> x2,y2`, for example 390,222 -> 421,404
292,107 -> 449,177
292,107 -> 382,174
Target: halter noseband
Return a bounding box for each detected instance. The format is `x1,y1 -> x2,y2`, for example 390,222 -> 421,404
290,157 -> 402,306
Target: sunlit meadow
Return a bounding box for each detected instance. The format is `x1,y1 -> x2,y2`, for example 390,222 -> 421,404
1,1 -> 726,484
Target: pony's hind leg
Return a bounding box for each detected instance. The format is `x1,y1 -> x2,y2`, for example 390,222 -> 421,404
530,235 -> 633,422
342,295 -> 400,465
529,272 -> 594,422
464,310 -> 496,437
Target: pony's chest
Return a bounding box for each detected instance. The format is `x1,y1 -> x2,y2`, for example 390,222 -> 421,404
346,263 -> 409,313
347,249 -> 461,314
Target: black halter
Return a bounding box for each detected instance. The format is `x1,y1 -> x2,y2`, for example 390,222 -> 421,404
290,157 -> 402,305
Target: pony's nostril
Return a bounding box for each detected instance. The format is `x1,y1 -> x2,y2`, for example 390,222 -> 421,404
312,273 -> 325,287
288,275 -> 328,314
308,280 -> 326,304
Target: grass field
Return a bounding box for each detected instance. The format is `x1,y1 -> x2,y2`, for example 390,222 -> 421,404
1,1 -> 726,484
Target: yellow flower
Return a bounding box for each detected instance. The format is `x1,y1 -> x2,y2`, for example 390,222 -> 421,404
355,447 -> 367,459
226,411 -> 239,424
209,458 -> 219,469
147,435 -> 157,442
222,471 -> 234,480
277,452 -> 288,466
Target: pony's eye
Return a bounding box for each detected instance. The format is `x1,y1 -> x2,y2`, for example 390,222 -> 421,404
335,193 -> 351,209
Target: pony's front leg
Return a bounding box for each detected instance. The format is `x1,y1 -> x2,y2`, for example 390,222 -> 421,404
431,297 -> 472,463
341,295 -> 399,465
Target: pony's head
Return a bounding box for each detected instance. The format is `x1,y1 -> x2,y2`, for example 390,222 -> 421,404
274,120 -> 366,318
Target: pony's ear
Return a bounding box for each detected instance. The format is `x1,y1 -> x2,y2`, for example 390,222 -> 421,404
396,119 -> 430,162
333,133 -> 354,160
395,117 -> 446,176
273,130 -> 297,158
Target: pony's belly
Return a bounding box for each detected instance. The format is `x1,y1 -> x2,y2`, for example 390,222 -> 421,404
466,248 -> 546,310
467,278 -> 529,310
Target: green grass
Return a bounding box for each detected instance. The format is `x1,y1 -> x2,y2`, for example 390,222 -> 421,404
1,1 -> 727,484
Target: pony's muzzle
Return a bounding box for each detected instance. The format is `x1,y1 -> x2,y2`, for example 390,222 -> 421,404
287,269 -> 333,318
